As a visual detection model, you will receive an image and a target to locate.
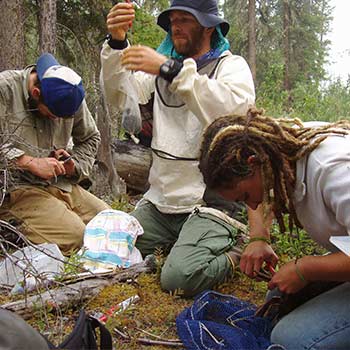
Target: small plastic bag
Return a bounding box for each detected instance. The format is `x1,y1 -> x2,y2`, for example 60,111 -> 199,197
120,75 -> 142,144
0,243 -> 65,293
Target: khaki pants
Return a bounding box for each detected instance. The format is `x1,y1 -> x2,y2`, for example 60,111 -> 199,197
0,185 -> 110,255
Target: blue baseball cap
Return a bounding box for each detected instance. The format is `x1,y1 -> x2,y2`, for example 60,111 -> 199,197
36,53 -> 85,117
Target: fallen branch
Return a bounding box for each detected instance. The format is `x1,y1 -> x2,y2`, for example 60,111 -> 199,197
1,255 -> 156,319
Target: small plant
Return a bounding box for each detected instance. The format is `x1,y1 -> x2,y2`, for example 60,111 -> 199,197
271,218 -> 327,260
169,288 -> 185,299
56,251 -> 85,281
111,194 -> 135,213
153,247 -> 165,277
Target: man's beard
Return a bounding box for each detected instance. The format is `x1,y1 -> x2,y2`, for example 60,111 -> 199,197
27,93 -> 44,118
27,94 -> 40,115
172,26 -> 206,57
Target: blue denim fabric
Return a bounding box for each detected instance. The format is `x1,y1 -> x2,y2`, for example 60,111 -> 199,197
271,282 -> 350,349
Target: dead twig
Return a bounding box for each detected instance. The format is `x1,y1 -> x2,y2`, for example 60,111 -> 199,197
135,327 -> 181,343
114,327 -> 183,347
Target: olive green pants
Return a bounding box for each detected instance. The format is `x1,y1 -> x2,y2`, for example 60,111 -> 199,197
132,201 -> 239,296
0,185 -> 110,255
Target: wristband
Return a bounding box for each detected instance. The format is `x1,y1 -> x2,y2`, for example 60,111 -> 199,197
106,34 -> 128,50
248,236 -> 271,244
294,258 -> 307,282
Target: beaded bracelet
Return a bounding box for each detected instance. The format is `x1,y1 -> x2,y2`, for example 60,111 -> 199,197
248,236 -> 271,245
294,258 -> 307,282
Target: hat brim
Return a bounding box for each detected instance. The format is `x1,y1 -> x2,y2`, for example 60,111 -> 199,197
157,7 -> 229,37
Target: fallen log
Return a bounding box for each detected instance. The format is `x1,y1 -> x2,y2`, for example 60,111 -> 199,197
112,139 -> 151,193
2,255 -> 157,320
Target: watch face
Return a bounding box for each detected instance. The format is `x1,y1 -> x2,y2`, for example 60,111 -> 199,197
160,59 -> 181,81
162,64 -> 171,74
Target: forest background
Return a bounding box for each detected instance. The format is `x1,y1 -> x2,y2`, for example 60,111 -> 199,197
0,1 -> 349,349
1,0 -> 349,125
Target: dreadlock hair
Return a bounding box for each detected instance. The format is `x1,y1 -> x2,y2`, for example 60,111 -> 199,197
199,107 -> 350,233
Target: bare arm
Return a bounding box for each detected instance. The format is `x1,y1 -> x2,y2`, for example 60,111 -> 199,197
268,252 -> 350,294
240,205 -> 279,278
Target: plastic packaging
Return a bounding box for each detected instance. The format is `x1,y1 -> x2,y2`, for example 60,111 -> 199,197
93,295 -> 140,323
0,243 -> 65,294
120,75 -> 142,144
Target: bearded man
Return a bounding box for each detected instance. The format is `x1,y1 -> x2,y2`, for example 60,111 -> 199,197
101,0 -> 266,296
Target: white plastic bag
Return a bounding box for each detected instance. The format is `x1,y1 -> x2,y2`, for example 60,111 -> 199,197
0,243 -> 65,293
119,74 -> 142,144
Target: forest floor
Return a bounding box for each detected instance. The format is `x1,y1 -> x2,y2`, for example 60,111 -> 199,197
1,193 -> 320,350
26,268 -> 268,349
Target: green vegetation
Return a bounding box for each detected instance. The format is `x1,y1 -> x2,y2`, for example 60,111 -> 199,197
21,0 -> 349,124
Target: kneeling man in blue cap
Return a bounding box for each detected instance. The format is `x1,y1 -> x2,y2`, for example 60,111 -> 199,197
0,53 -> 110,255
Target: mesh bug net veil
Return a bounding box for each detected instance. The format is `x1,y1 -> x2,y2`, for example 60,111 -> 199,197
176,291 -> 285,350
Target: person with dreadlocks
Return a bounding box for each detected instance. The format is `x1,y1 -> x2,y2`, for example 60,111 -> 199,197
100,0 -> 261,296
199,108 -> 350,349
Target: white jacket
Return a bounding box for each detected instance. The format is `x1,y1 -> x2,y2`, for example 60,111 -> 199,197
100,42 -> 255,213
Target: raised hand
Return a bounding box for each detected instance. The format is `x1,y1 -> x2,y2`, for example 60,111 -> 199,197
107,1 -> 135,41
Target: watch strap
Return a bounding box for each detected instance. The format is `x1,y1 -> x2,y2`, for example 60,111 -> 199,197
159,59 -> 183,82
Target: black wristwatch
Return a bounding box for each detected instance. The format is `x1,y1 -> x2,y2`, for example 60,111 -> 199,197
159,59 -> 183,82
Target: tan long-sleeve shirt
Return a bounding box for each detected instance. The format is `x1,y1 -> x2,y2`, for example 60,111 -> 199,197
0,65 -> 100,192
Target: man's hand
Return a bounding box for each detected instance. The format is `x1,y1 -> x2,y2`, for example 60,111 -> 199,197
16,154 -> 67,180
54,149 -> 76,177
121,45 -> 167,75
107,1 -> 135,41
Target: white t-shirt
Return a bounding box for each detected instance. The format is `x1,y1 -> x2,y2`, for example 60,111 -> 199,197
293,132 -> 350,252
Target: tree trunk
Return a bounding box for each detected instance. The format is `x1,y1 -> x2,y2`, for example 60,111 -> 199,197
282,0 -> 291,94
0,0 -> 25,70
38,0 -> 57,54
95,96 -> 127,199
112,139 -> 151,193
247,0 -> 256,82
